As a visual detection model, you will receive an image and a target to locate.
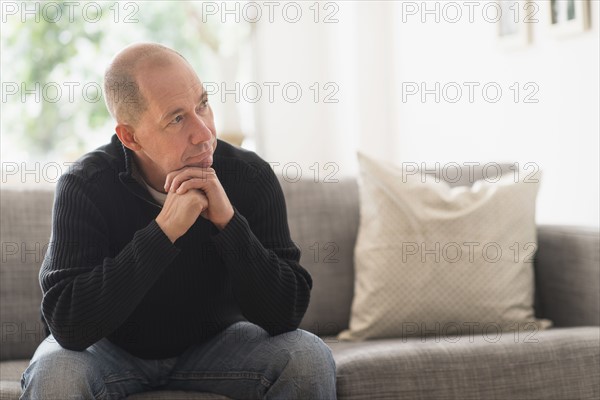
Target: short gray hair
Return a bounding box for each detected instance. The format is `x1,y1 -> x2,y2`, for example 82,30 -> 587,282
103,43 -> 184,124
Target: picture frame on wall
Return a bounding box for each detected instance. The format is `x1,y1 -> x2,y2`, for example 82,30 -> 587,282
497,0 -> 531,50
550,0 -> 591,36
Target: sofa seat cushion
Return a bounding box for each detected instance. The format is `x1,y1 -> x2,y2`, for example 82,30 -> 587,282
3,328 -> 598,399
327,327 -> 600,400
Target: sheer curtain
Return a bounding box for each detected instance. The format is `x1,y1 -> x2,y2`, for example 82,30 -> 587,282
252,2 -> 399,179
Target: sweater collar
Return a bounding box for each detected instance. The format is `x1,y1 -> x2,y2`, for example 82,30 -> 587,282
112,135 -> 162,208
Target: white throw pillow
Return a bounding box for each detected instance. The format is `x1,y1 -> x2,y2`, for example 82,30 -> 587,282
338,153 -> 552,341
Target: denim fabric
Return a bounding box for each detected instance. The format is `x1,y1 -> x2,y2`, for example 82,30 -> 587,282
20,321 -> 337,400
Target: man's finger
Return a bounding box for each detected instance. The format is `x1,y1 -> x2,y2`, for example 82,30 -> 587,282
171,171 -> 215,193
163,167 -> 203,191
164,167 -> 215,192
175,178 -> 212,194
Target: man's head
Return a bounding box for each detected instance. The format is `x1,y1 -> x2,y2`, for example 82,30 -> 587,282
104,42 -> 217,191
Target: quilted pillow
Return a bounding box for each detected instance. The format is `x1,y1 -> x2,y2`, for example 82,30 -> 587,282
338,153 -> 552,341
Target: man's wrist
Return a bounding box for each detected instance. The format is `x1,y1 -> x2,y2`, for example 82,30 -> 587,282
214,209 -> 235,231
155,217 -> 178,243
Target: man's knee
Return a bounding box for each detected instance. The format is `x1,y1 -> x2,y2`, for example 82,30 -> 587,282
21,346 -> 102,399
265,330 -> 336,398
277,330 -> 336,375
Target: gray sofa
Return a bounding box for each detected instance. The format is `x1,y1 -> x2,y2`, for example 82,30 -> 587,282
1,172 -> 599,399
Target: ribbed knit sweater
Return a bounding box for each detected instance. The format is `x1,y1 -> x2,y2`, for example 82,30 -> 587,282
39,134 -> 312,359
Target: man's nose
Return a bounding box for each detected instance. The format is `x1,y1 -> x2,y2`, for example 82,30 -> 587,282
190,116 -> 212,145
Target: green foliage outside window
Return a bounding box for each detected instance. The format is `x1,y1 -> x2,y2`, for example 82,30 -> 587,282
1,1 -> 252,164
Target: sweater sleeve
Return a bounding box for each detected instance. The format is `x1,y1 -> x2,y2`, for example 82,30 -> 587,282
211,165 -> 312,335
39,174 -> 180,351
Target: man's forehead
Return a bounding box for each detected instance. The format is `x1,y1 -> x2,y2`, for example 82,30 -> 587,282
149,82 -> 207,122
136,55 -> 201,90
158,81 -> 206,102
140,70 -> 205,107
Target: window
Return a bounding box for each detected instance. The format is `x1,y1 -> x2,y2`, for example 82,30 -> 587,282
1,1 -> 255,186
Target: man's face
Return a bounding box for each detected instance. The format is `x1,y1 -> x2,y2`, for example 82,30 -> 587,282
131,57 -> 217,182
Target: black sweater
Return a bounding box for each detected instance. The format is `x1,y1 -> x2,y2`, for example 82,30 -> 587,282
39,134 -> 312,359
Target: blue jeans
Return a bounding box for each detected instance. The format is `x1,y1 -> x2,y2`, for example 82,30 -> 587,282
20,321 -> 337,399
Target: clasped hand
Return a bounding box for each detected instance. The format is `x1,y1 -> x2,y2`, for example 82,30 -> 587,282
155,167 -> 234,243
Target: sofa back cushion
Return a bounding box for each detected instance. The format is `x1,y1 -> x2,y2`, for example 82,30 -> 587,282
1,190 -> 54,360
280,179 -> 360,336
0,179 -> 360,360
0,163 -> 522,359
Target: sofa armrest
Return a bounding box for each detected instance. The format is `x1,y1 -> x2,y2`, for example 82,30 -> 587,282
534,225 -> 600,327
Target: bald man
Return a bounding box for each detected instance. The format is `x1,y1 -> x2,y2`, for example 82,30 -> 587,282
20,43 -> 337,400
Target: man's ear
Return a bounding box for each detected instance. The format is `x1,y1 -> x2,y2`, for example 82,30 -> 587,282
115,123 -> 142,151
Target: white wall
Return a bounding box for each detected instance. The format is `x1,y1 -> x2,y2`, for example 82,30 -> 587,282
392,0 -> 599,227
254,1 -> 599,227
253,2 -> 360,179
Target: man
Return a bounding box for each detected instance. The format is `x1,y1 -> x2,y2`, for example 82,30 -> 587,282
20,43 -> 337,399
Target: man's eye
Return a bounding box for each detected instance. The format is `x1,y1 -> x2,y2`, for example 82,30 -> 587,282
196,100 -> 209,114
171,115 -> 183,124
